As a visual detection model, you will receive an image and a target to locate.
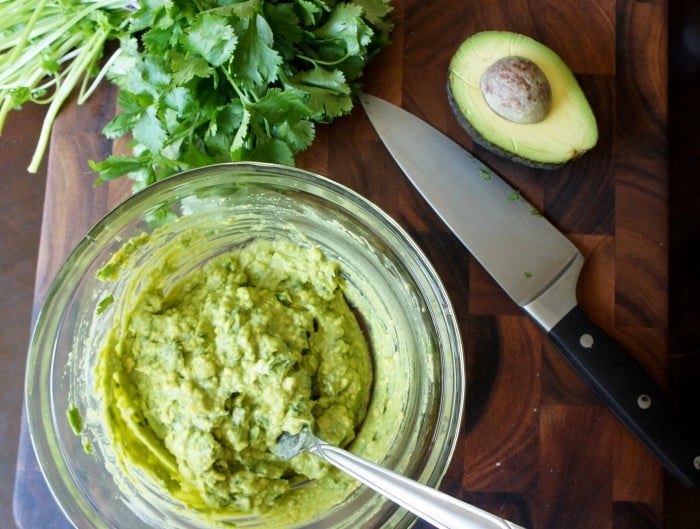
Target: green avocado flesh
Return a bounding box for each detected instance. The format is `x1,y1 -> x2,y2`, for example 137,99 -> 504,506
448,31 -> 598,168
97,238 -> 374,517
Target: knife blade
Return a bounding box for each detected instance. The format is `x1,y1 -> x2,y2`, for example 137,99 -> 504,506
360,93 -> 700,488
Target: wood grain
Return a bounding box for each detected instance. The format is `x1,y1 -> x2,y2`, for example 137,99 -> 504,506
13,1 -> 700,528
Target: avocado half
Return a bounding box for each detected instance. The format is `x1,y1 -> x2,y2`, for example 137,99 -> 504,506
447,31 -> 598,169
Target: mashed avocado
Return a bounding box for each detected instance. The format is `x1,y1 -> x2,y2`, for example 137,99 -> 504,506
96,238 -> 372,515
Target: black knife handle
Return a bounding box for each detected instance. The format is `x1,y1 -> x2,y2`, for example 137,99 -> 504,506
549,305 -> 700,488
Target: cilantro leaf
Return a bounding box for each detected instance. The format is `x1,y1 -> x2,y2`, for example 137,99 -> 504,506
230,107 -> 253,160
252,88 -> 313,125
90,155 -> 153,186
230,14 -> 281,88
354,0 -> 393,25
315,3 -> 372,58
102,112 -> 139,140
251,137 -> 295,166
286,66 -> 352,118
262,3 -> 303,60
183,13 -> 238,67
132,105 -> 167,153
209,0 -> 261,19
164,87 -> 195,117
170,51 -> 212,84
276,120 -> 316,152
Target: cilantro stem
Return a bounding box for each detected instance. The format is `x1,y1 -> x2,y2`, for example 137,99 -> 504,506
4,0 -> 51,66
297,53 -> 352,67
28,28 -> 111,172
78,47 -> 123,104
1,32 -> 84,92
222,68 -> 253,106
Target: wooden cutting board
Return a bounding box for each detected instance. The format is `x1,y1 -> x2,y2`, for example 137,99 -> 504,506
14,1 -> 700,528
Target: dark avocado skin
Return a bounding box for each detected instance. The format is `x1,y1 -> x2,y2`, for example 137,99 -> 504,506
446,80 -> 567,171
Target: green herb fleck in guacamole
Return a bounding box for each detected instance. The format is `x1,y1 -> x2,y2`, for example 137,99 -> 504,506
67,404 -> 83,435
96,239 -> 373,515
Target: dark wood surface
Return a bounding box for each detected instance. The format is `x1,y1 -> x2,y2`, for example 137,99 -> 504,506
5,1 -> 700,528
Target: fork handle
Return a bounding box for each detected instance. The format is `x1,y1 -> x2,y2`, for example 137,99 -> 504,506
311,441 -> 526,529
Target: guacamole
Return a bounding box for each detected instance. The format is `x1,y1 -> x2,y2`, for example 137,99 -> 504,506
96,238 -> 373,515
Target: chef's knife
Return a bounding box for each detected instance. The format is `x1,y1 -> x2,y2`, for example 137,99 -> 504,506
360,93 -> 700,488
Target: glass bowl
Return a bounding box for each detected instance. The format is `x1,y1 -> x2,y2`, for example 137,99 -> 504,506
25,162 -> 465,529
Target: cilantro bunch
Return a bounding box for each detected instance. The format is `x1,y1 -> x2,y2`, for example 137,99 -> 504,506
92,0 -> 393,190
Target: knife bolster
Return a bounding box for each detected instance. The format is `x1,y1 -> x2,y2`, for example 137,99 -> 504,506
522,252 -> 583,331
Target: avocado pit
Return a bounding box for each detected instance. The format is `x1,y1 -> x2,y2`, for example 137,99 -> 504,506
480,56 -> 552,124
